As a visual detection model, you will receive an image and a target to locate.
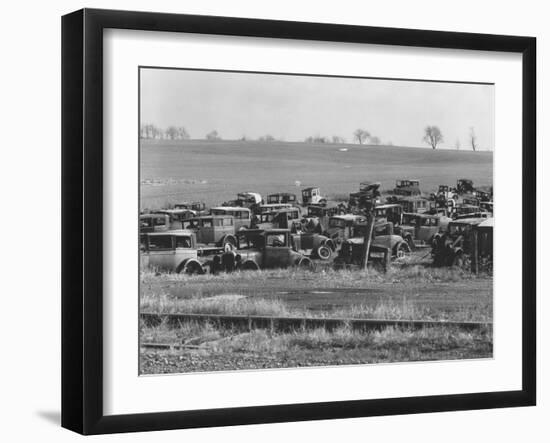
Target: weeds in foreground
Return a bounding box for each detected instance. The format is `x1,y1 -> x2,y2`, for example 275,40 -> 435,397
140,321 -> 492,356
140,265 -> 488,286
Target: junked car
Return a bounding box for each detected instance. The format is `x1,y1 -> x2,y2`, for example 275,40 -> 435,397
395,213 -> 451,249
252,207 -> 302,231
266,192 -> 297,205
220,229 -> 314,271
393,179 -> 421,196
183,215 -> 239,248
326,214 -> 368,245
302,203 -> 341,233
333,222 -> 410,270
432,217 -> 489,268
301,187 -> 326,206
210,206 -> 252,230
142,230 -> 224,274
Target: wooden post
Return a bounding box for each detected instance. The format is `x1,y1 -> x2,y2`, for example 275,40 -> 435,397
361,211 -> 375,270
471,229 -> 479,274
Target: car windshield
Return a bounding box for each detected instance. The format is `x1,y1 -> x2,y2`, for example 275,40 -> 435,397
175,236 -> 192,248
308,207 -> 322,216
420,217 -> 438,227
266,233 -> 286,247
140,217 -> 153,228
449,224 -> 471,235
329,218 -> 346,228
260,213 -> 274,222
148,235 -> 173,250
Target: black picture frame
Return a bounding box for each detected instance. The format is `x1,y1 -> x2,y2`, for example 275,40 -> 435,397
61,8 -> 536,435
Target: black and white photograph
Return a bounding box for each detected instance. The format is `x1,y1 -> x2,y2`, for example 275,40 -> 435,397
138,67 -> 494,375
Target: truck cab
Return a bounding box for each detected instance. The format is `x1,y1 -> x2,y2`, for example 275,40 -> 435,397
301,187 -> 326,206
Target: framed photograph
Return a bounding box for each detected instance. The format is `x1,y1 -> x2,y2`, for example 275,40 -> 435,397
62,8 -> 536,435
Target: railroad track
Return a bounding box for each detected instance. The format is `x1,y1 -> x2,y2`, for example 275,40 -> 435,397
140,312 -> 491,334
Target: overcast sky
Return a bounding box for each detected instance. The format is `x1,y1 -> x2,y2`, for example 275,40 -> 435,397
140,68 -> 494,150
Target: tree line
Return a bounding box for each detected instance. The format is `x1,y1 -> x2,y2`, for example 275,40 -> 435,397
422,125 -> 480,151
140,124 -> 190,140
140,122 -> 483,150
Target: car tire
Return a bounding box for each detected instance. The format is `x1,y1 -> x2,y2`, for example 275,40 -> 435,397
316,245 -> 332,260
297,257 -> 314,270
183,261 -> 203,275
396,243 -> 409,259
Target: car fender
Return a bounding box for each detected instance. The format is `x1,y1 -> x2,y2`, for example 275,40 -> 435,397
241,259 -> 260,270
176,258 -> 204,274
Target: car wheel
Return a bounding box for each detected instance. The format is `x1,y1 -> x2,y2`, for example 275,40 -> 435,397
297,257 -> 314,270
317,245 -> 332,260
241,260 -> 259,271
183,261 -> 203,275
396,243 -> 409,259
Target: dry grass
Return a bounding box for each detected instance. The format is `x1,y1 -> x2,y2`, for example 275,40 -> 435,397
140,321 -> 492,356
141,293 -> 290,316
141,265 -> 486,287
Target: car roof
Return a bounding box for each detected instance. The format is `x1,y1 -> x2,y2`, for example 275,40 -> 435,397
417,213 -> 445,219
396,195 -> 429,201
375,204 -> 402,209
477,218 -> 494,228
211,206 -> 251,212
450,217 -> 486,225
140,213 -> 167,217
191,215 -> 233,219
154,209 -> 193,214
147,229 -> 195,236
331,214 -> 364,221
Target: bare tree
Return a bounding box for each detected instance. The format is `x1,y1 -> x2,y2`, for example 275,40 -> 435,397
165,126 -> 178,140
469,127 -> 478,151
353,129 -> 370,145
305,135 -> 329,143
140,123 -> 158,139
177,126 -> 190,140
422,126 -> 443,149
206,130 -> 221,141
258,134 -> 276,142
369,136 -> 381,145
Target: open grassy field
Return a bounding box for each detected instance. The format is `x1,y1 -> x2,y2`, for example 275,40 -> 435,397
140,139 -> 493,209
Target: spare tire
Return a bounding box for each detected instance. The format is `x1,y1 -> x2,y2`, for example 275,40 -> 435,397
316,245 -> 332,260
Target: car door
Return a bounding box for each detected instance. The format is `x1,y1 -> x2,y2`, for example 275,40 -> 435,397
263,233 -> 292,268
